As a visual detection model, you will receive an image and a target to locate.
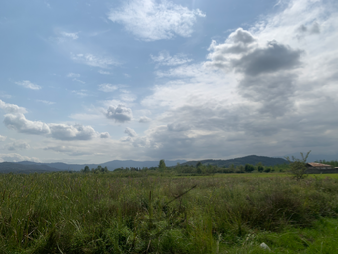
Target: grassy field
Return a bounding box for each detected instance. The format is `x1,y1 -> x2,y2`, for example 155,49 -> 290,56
0,172 -> 338,253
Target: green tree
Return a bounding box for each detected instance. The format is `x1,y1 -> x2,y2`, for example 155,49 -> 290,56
285,151 -> 311,181
256,162 -> 264,173
245,164 -> 255,172
81,165 -> 90,173
196,162 -> 202,174
159,159 -> 166,170
263,167 -> 271,173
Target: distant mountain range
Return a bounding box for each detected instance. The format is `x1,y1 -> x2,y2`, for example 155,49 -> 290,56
179,155 -> 289,167
0,156 -> 288,174
0,160 -> 187,173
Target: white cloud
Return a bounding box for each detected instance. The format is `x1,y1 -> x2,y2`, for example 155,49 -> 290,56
0,100 -> 27,114
0,153 -> 40,163
15,80 -> 41,90
36,100 -> 55,105
105,105 -> 133,123
60,31 -> 78,40
3,110 -> 101,141
151,51 -> 192,66
67,73 -> 81,78
98,84 -> 118,92
3,113 -> 51,135
49,123 -> 96,141
0,135 -> 6,141
71,53 -> 118,68
98,70 -> 111,75
72,90 -> 88,97
108,0 -> 205,41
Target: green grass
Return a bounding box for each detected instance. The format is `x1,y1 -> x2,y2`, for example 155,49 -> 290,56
227,218 -> 338,253
1,172 -> 338,253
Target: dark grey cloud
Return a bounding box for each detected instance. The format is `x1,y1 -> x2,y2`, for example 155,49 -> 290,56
167,123 -> 191,132
125,127 -> 137,137
239,73 -> 296,116
206,28 -> 303,77
296,21 -> 320,38
139,116 -> 151,123
105,105 -> 133,123
206,28 -> 303,117
233,40 -> 303,76
100,132 -> 110,138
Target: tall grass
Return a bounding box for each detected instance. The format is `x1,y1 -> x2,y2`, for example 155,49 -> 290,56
0,173 -> 338,253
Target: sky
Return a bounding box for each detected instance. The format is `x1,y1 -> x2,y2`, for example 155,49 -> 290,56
0,0 -> 337,163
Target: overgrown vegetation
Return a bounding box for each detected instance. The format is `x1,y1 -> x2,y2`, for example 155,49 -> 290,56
110,161 -> 289,176
1,172 -> 338,253
285,151 -> 311,181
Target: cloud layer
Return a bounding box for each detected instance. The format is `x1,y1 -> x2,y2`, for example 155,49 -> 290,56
108,0 -> 205,41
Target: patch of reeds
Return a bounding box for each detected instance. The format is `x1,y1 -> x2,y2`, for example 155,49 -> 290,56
0,173 -> 337,253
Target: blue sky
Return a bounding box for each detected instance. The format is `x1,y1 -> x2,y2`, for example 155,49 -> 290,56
0,0 -> 337,163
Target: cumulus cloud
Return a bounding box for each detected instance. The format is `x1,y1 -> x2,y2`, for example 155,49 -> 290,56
205,28 -> 304,116
49,124 -> 96,141
0,100 -> 27,114
5,141 -> 30,151
0,153 -> 40,163
15,80 -> 41,90
151,51 -> 192,66
137,0 -> 338,160
98,84 -> 118,92
100,132 -> 110,138
105,105 -> 133,123
4,113 -> 51,135
206,28 -> 303,75
2,106 -> 100,141
139,116 -> 151,123
108,0 -> 205,41
71,53 -> 118,68
0,135 -> 6,141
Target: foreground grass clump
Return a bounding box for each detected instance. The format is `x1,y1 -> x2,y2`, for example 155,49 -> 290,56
0,173 -> 338,253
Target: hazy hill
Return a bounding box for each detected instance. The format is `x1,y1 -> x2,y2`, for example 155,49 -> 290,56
17,160 -> 187,171
2,156 -> 288,174
0,162 -> 61,174
180,155 -> 289,167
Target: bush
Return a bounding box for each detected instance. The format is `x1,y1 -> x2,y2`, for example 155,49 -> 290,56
285,151 -> 311,181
